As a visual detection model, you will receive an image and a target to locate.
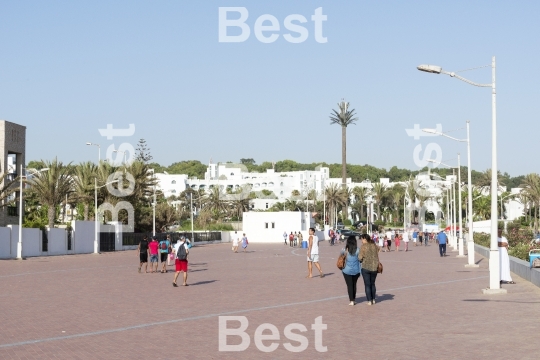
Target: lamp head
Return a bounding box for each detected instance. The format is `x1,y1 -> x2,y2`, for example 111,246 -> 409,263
86,142 -> 92,145
417,64 -> 442,74
422,128 -> 439,135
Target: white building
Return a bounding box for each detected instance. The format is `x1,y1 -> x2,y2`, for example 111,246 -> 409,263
152,161 -> 527,223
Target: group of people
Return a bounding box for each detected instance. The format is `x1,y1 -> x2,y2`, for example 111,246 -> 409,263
283,231 -> 304,247
231,231 -> 249,252
340,234 -> 380,305
328,228 -> 344,246
137,235 -> 191,287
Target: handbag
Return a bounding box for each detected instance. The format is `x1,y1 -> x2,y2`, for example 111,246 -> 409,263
377,262 -> 383,274
337,253 -> 347,270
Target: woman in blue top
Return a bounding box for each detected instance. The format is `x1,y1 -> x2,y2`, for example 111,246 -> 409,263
341,235 -> 361,306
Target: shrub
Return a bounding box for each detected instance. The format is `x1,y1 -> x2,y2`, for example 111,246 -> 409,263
343,219 -> 352,226
473,232 -> 490,248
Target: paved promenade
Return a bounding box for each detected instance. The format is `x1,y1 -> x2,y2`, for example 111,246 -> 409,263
1,241 -> 539,359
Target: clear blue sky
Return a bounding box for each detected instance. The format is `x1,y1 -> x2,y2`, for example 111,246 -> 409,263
1,0 -> 538,176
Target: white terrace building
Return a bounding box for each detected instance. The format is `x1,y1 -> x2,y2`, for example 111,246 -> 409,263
152,162 -> 525,222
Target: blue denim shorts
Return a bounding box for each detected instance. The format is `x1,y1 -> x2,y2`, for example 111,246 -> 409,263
150,254 -> 159,263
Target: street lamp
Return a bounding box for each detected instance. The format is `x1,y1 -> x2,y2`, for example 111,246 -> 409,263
94,178 -> 119,254
423,121 -> 477,266
113,149 -> 126,166
500,193 -> 514,221
427,157 -> 465,257
17,166 -> 49,259
418,57 -> 502,293
86,142 -> 101,163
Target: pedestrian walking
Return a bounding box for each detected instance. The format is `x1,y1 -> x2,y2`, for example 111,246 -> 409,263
418,231 -> 424,246
395,233 -> 401,251
283,231 -> 287,245
292,232 -> 297,247
137,235 -> 149,273
437,230 -> 448,257
424,231 -> 428,246
498,228 -> 516,284
232,231 -> 240,253
412,229 -> 418,246
307,227 -> 324,278
359,234 -> 380,305
341,235 -> 361,306
288,232 -> 294,246
158,235 -> 171,273
241,233 -> 249,252
172,237 -> 189,287
148,236 -> 159,273
297,231 -> 303,247
403,231 -> 409,252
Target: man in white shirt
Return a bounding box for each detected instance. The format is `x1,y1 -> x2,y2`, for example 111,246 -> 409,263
402,231 -> 410,252
232,231 -> 240,252
307,227 -> 324,278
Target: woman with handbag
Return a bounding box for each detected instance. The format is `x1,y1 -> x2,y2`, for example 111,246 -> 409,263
338,236 -> 361,305
359,234 -> 380,305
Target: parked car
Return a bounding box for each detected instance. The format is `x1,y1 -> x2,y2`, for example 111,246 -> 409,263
336,222 -> 345,230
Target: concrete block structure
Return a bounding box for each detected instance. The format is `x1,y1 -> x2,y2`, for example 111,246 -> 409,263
0,120 -> 26,227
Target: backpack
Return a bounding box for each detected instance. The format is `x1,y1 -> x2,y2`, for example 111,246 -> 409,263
160,241 -> 168,251
533,257 -> 540,268
176,242 -> 187,260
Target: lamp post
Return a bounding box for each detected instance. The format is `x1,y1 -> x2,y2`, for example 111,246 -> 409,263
428,158 -> 463,255
86,142 -> 101,163
418,57 -> 501,292
113,150 -> 126,166
499,193 -> 514,221
423,121 -> 476,265
94,178 -> 119,254
17,166 -> 49,260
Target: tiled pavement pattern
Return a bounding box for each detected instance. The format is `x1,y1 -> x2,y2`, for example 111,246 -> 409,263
1,241 -> 539,359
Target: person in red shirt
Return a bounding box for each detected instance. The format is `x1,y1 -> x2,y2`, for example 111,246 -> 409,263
148,237 -> 160,273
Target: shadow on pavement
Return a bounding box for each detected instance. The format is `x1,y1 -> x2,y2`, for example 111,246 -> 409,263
189,280 -> 218,286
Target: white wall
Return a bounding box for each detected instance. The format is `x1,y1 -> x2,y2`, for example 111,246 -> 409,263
23,228 -> 41,257
243,211 -> 314,243
0,227 -> 11,258
472,220 -> 492,234
72,220 -> 95,254
48,228 -> 67,255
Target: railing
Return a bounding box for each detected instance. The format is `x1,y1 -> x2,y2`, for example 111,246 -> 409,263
122,231 -> 222,246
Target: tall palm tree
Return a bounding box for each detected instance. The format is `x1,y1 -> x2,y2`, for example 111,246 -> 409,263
203,186 -> 226,221
27,159 -> 73,228
72,162 -> 97,220
329,100 -> 358,220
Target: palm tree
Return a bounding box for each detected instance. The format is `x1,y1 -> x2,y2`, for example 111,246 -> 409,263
27,159 -> 73,228
325,183 -> 346,227
72,162 -> 97,220
329,100 -> 358,219
390,185 -> 405,225
203,186 -> 226,221
372,183 -> 388,221
476,168 -> 505,194
0,172 -> 19,210
352,186 -> 369,219
521,173 -> 540,232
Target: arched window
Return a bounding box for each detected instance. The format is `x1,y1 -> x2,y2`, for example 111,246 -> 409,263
171,190 -> 176,194
280,182 -> 284,186
262,182 -> 267,187
230,172 -> 234,176
268,182 -> 274,187
171,180 -> 176,184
